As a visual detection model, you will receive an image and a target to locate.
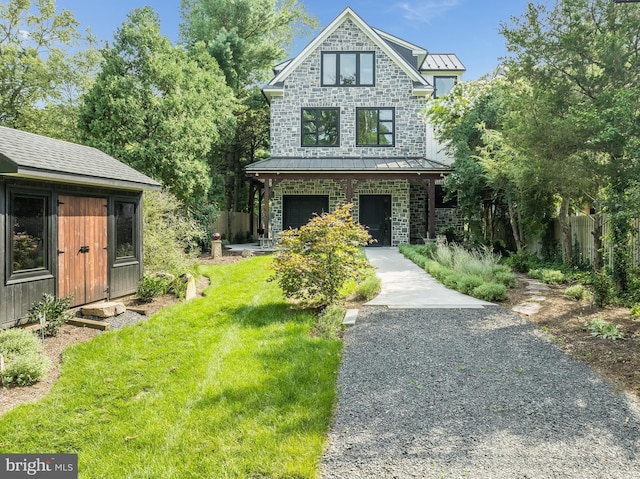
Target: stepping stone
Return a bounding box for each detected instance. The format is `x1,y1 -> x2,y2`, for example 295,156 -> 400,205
526,295 -> 547,302
81,301 -> 125,318
343,309 -> 358,326
525,282 -> 551,292
512,302 -> 542,316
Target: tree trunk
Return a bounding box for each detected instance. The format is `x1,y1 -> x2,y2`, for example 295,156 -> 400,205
507,199 -> 523,253
558,196 -> 572,262
592,210 -> 604,272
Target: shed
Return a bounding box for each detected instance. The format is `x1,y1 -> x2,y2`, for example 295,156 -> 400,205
0,126 -> 161,328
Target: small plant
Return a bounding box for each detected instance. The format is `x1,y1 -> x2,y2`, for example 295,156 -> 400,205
505,251 -> 537,273
1,353 -> 51,387
630,303 -> 640,319
591,269 -> 614,307
27,294 -> 72,337
494,271 -> 517,288
0,328 -> 50,387
353,270 -> 381,301
529,268 -> 566,285
471,283 -> 507,301
271,204 -> 372,306
137,274 -> 173,302
564,284 -> 587,301
586,317 -> 624,340
455,273 -> 484,295
314,304 -> 344,340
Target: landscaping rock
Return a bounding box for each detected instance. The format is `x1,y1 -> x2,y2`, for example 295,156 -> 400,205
512,302 -> 542,316
525,282 -> 551,293
81,302 -> 125,318
526,295 -> 547,302
182,273 -> 197,301
241,249 -> 254,258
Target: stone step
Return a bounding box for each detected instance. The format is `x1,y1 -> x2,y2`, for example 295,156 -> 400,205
81,301 -> 126,318
343,309 -> 358,326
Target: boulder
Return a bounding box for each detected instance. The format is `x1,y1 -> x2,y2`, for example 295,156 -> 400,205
241,249 -> 254,258
81,301 -> 126,318
179,273 -> 197,301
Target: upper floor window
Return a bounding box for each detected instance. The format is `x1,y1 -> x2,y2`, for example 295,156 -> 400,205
301,108 -> 340,146
356,108 -> 394,146
10,193 -> 48,276
322,52 -> 374,86
434,76 -> 457,98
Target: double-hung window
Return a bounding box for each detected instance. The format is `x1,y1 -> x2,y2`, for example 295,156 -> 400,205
322,52 -> 374,86
356,108 -> 394,146
301,108 -> 340,146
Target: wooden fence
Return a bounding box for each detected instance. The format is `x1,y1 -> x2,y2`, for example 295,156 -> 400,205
212,212 -> 258,242
528,215 -> 640,266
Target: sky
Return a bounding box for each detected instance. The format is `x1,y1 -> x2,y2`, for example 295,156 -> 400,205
54,0 -> 536,81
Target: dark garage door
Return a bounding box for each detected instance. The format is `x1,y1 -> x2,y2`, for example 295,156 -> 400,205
283,195 -> 329,230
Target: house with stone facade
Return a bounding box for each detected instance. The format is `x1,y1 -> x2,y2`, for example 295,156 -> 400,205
247,7 -> 464,246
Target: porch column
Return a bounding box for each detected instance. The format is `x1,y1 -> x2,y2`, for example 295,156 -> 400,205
346,178 -> 353,203
248,181 -> 255,239
428,178 -> 436,239
264,179 -> 271,238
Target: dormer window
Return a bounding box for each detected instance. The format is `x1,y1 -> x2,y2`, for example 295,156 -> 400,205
322,52 -> 375,86
433,76 -> 457,98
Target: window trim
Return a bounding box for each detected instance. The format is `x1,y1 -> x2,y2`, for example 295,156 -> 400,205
321,51 -> 375,87
356,107 -> 395,147
6,190 -> 52,283
301,107 -> 341,147
433,75 -> 458,99
114,200 -> 137,261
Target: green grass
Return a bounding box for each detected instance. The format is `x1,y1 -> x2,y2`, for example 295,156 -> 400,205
0,257 -> 341,478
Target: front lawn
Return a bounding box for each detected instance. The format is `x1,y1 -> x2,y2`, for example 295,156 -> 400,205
0,256 -> 341,478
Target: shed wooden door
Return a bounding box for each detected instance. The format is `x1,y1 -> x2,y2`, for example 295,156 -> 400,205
58,196 -> 108,307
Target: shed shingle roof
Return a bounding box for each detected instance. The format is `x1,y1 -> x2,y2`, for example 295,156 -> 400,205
246,157 -> 451,173
0,126 -> 161,190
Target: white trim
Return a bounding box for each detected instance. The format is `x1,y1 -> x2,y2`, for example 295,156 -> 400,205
267,7 -> 429,88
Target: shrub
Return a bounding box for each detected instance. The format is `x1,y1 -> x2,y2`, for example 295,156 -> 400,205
27,294 -> 72,337
494,271 -> 517,288
143,190 -> 203,275
471,283 -> 507,302
0,328 -> 42,359
631,303 -> 640,319
529,268 -> 566,285
314,304 -> 344,340
455,273 -> 484,295
1,353 -> 51,387
586,317 -> 624,340
354,271 -> 381,301
564,284 -> 587,301
271,204 -> 372,306
591,269 -> 614,308
505,251 -> 538,273
137,274 -> 172,302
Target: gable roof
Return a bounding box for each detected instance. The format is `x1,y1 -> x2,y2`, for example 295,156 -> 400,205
264,7 -> 432,99
0,126 -> 161,190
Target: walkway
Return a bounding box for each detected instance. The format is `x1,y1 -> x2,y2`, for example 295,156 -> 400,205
321,247 -> 640,478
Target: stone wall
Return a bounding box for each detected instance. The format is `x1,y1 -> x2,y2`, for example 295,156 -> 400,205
435,208 -> 464,235
270,177 -> 410,246
270,18 -> 427,159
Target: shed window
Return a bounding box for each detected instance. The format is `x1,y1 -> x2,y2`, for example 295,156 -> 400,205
322,52 -> 374,86
357,108 -> 394,146
11,195 -> 47,274
115,201 -> 135,258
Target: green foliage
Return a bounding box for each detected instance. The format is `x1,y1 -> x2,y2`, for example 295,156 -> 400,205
142,190 -> 204,275
401,244 -> 513,302
137,274 -> 172,303
564,284 -> 587,301
0,0 -> 100,141
27,294 -> 72,337
191,201 -> 219,251
80,7 -> 235,207
630,303 -> 640,319
591,269 -> 615,308
0,328 -> 50,387
471,283 -> 507,302
271,204 -> 372,306
0,328 -> 42,359
505,251 -> 538,273
353,270 -> 381,301
586,317 -> 624,340
528,268 -> 567,285
314,304 -> 344,340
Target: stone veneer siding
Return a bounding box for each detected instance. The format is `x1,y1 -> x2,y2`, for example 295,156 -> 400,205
271,178 -> 410,246
270,18 -> 427,158
435,208 -> 464,234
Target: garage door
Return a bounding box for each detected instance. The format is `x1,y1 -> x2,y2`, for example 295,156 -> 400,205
283,195 -> 329,230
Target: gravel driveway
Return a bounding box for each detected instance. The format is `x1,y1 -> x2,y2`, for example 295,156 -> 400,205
321,306 -> 640,478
